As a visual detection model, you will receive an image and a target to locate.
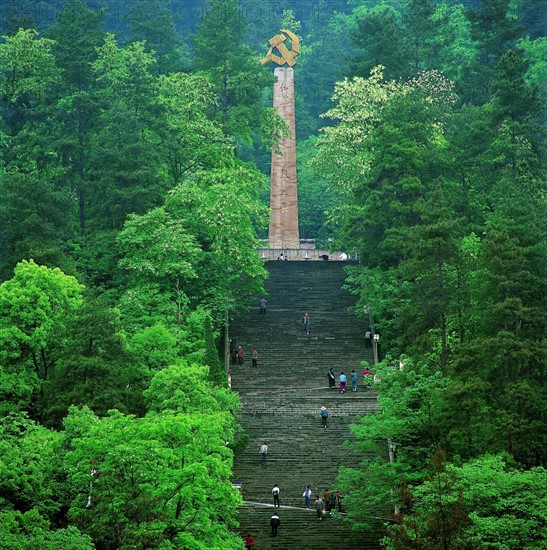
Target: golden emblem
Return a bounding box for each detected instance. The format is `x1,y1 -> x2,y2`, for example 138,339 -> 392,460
260,29 -> 300,67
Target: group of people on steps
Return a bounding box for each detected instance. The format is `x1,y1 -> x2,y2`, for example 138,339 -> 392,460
241,295 -> 369,545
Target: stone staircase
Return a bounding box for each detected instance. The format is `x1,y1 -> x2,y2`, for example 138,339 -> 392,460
229,261 -> 385,549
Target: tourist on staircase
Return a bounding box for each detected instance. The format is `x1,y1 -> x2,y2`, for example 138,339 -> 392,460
329,491 -> 338,514
244,533 -> 255,549
314,495 -> 325,520
259,443 -> 268,463
327,368 -> 336,389
270,512 -> 280,537
303,486 -> 312,509
339,372 -> 347,393
251,347 -> 258,367
259,297 -> 267,314
351,369 -> 358,391
320,406 -> 329,428
237,345 -> 245,365
301,312 -> 310,334
272,484 -> 280,507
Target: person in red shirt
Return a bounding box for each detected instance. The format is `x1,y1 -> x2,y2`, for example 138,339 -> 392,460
244,533 -> 255,549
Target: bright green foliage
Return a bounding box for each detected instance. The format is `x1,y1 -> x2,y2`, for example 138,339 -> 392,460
118,207 -> 201,281
156,72 -> 232,184
128,324 -> 179,372
338,362 -> 452,528
118,163 -> 268,320
0,361 -> 38,417
0,509 -> 93,550
316,67 -> 457,266
64,406 -> 242,549
175,307 -> 209,363
0,28 -> 59,108
518,36 -> 547,100
144,363 -> 239,415
0,260 -> 84,380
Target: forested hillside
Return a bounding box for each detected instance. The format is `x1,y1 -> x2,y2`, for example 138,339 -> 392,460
0,1 -> 545,549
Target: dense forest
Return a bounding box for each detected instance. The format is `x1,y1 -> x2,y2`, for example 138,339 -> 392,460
0,0 -> 545,548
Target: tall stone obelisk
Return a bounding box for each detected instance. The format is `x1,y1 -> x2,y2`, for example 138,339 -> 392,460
261,30 -> 301,251
269,67 -> 299,249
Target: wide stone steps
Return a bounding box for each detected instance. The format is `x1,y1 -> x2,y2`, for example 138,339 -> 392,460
235,504 -> 385,550
230,262 -> 384,549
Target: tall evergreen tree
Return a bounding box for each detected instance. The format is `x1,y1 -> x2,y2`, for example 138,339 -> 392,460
204,314 -> 226,387
191,0 -> 273,148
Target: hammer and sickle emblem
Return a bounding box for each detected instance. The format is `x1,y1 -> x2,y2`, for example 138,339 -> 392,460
260,29 -> 300,67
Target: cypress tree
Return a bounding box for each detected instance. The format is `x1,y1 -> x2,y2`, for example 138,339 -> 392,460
204,315 -> 227,387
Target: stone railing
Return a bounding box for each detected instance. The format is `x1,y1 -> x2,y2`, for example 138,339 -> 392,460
257,244 -> 356,262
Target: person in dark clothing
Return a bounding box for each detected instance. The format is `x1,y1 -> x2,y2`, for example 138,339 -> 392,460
314,496 -> 324,520
230,338 -> 237,364
270,512 -> 280,536
302,312 -> 310,335
272,484 -> 280,507
259,297 -> 267,314
320,406 -> 329,428
329,491 -> 337,513
327,368 -> 336,389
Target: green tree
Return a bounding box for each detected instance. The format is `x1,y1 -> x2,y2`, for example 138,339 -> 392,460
0,414 -> 64,519
465,0 -> 524,104
126,0 -> 187,74
40,298 -> 145,427
204,314 -> 226,387
349,5 -> 408,81
64,407 -> 242,549
46,0 -> 106,239
144,363 -> 238,415
0,28 -> 59,133
0,170 -> 77,280
0,509 -> 93,550
191,0 -> 274,148
128,324 -> 178,372
385,455 -> 547,550
117,162 -> 268,322
0,260 -> 84,381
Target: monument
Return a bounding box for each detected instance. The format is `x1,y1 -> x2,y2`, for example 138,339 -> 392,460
261,30 -> 300,251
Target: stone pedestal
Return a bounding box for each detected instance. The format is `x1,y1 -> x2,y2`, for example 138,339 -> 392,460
268,67 -> 300,250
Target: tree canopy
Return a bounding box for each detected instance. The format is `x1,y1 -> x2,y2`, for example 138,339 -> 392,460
0,0 -> 544,548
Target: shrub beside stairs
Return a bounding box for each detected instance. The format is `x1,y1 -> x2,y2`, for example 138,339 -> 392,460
229,261 -> 385,549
